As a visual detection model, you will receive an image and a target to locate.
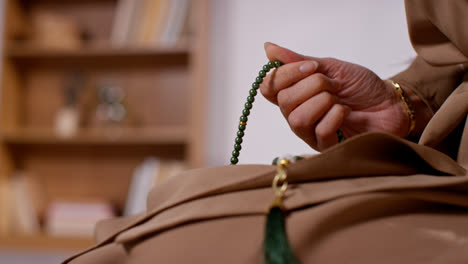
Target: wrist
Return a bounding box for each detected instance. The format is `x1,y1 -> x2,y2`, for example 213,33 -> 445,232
387,80 -> 432,138
400,83 -> 433,138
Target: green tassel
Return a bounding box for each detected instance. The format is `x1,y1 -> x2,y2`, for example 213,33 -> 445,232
264,206 -> 299,264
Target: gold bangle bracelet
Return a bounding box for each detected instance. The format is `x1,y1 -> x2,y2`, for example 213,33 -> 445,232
387,80 -> 416,136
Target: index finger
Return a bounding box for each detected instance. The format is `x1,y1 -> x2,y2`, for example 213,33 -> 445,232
260,60 -> 319,104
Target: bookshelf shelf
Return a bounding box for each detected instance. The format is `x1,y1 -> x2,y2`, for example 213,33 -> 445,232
1,126 -> 189,146
0,0 -> 210,252
8,46 -> 190,66
0,235 -> 94,251
8,46 -> 190,59
19,0 -> 116,4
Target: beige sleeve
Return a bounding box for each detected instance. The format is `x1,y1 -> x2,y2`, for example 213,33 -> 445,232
390,0 -> 468,113
390,56 -> 464,113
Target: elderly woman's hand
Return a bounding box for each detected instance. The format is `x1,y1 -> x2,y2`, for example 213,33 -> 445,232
261,42 -> 413,151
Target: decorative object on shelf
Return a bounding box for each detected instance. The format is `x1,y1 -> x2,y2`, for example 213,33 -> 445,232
95,82 -> 127,125
44,201 -> 115,238
55,72 -> 85,138
30,11 -> 84,50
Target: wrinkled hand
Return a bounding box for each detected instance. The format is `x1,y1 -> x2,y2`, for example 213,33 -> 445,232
261,42 -> 410,151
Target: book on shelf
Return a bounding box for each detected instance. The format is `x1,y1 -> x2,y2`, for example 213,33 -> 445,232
153,159 -> 186,186
138,0 -> 170,45
124,157 -> 185,216
45,201 -> 115,238
111,0 -> 190,47
124,157 -> 160,216
158,0 -> 190,46
8,172 -> 44,235
0,176 -> 11,235
116,0 -> 147,46
110,0 -> 138,46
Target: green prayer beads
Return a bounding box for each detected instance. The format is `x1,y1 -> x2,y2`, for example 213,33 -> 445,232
337,129 -> 345,143
230,60 -> 282,165
230,60 -> 347,165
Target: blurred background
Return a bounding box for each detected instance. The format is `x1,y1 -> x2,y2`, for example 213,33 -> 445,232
0,0 -> 415,263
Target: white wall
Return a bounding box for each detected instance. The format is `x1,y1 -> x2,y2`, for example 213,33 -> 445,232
208,0 -> 416,166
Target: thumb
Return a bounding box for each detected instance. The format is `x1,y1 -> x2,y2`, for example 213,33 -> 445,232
264,42 -> 305,64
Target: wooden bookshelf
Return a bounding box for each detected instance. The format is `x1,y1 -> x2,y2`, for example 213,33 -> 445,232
0,0 -> 210,252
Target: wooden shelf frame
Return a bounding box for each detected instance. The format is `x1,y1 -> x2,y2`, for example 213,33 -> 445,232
7,46 -> 191,60
1,126 -> 189,145
7,46 -> 191,67
19,0 -> 117,4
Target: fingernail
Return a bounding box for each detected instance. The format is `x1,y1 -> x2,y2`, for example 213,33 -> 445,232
299,61 -> 318,73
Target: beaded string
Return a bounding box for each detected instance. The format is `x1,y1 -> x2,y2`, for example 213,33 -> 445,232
230,60 -> 346,165
230,60 -> 282,165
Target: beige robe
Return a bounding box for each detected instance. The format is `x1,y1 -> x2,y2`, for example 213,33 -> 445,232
64,0 -> 468,263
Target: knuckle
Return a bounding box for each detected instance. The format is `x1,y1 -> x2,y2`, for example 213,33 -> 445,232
315,125 -> 332,140
288,111 -> 308,132
310,73 -> 330,90
259,80 -> 273,98
320,91 -> 335,105
277,90 -> 292,112
335,104 -> 346,116
307,73 -> 343,94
